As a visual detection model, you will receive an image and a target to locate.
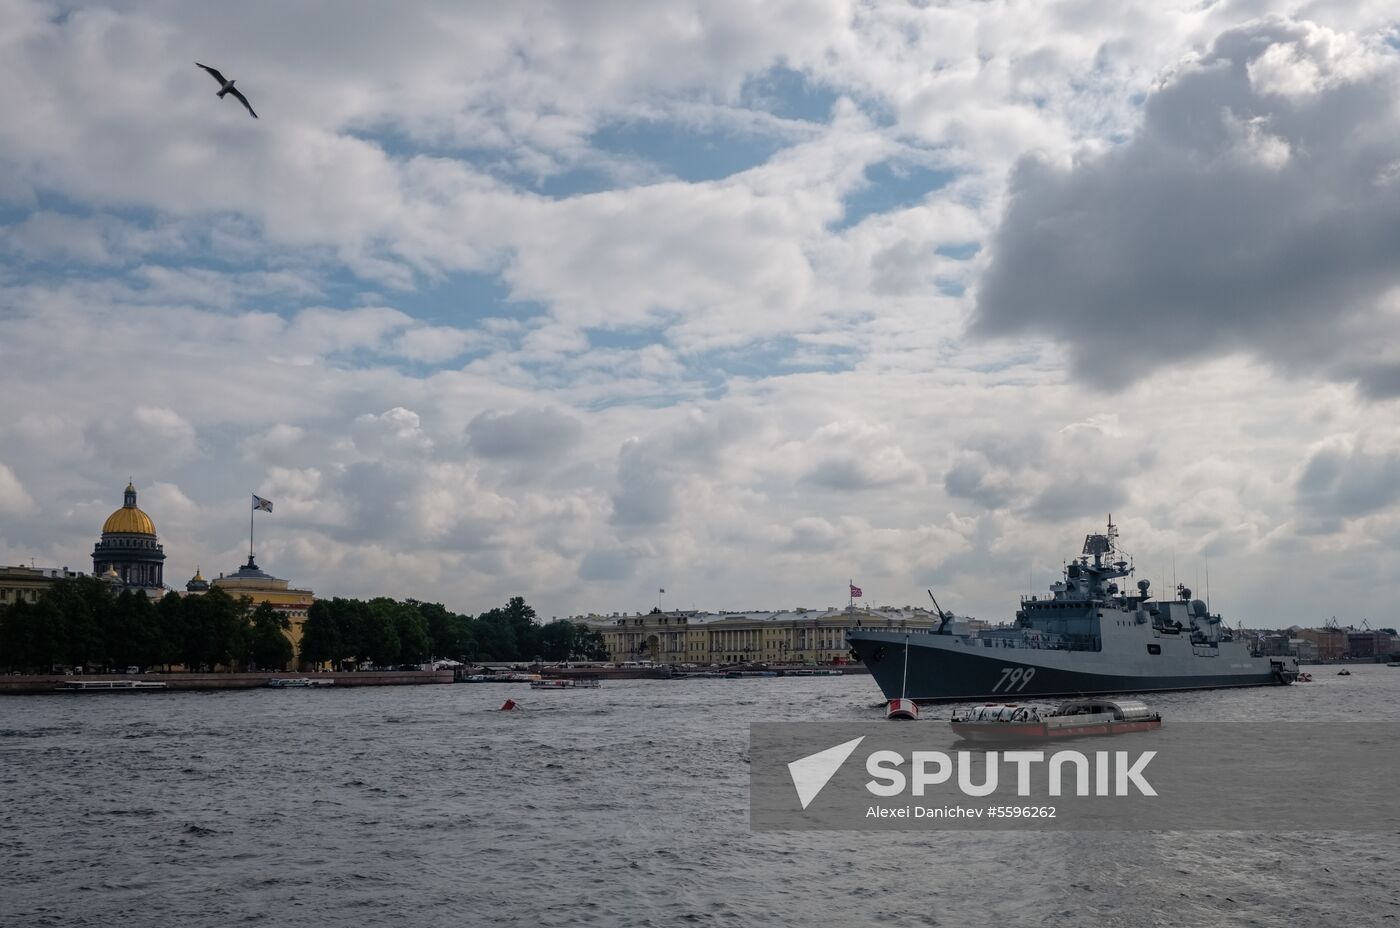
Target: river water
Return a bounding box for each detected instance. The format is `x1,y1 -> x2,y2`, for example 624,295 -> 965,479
2,666 -> 1398,927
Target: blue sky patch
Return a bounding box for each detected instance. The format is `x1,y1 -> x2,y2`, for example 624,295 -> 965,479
935,242 -> 980,261
739,66 -> 841,124
589,117 -> 794,184
834,159 -> 958,230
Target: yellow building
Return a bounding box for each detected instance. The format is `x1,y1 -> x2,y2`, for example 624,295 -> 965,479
192,556 -> 315,666
583,606 -> 945,665
0,565 -> 85,608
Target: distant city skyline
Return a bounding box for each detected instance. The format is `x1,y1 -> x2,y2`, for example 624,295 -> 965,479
3,2 -> 1400,626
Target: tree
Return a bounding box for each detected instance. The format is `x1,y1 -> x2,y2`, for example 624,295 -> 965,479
392,606 -> 431,665
247,602 -> 294,671
362,599 -> 402,667
155,592 -> 186,670
46,577 -> 111,669
504,596 -> 540,659
179,587 -> 245,671
538,620 -> 609,662
105,590 -> 160,670
538,620 -> 578,662
574,623 -> 609,661
471,609 -> 517,661
411,600 -> 473,661
300,600 -> 343,670
0,599 -> 33,670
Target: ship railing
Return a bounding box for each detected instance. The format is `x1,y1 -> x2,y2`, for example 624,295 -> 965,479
966,635 -> 1098,653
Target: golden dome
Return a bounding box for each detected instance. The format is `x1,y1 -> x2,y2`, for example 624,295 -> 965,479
102,507 -> 156,535
101,482 -> 157,536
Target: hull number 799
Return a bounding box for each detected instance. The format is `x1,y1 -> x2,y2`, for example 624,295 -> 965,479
991,666 -> 1036,693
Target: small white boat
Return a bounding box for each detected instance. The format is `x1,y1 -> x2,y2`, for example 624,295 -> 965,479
267,678 -> 334,688
529,678 -> 601,689
55,680 -> 168,692
886,698 -> 919,720
951,698 -> 1161,742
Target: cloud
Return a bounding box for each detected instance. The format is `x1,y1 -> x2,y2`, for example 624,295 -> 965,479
465,407 -> 584,459
351,407 -> 434,457
1295,435 -> 1400,523
0,462 -> 36,517
5,3 -> 1400,629
972,18 -> 1400,392
800,421 -> 923,492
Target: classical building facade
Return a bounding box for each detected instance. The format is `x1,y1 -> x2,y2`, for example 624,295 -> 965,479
92,482 -> 166,597
203,556 -> 315,665
0,565 -> 85,608
582,606 -> 947,665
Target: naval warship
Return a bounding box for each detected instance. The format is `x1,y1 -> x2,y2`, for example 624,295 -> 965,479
846,519 -> 1298,702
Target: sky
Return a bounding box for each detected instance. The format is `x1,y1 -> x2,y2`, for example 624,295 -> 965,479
3,0 -> 1400,628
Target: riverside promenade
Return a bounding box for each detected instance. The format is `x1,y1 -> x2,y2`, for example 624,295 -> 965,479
0,670 -> 454,694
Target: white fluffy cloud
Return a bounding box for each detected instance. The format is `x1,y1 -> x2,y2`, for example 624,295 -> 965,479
2,2 -> 1400,626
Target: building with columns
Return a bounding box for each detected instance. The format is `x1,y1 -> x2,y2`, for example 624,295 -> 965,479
190,556 -> 315,666
92,482 -> 166,597
0,565 -> 86,608
581,606 -> 951,665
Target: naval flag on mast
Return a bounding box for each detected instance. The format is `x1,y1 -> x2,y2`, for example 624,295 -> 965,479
252,494 -> 274,512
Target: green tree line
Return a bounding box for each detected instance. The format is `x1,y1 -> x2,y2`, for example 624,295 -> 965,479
299,594 -> 607,669
0,579 -> 606,672
0,577 -> 293,673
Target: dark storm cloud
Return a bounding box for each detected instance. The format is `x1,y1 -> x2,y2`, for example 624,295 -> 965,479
1295,440 -> 1400,520
971,18 -> 1400,392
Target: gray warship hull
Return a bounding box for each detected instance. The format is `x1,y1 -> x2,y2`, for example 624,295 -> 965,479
848,518 -> 1298,703
846,628 -> 1295,703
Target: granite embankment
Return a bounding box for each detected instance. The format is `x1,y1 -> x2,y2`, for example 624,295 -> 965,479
0,670 -> 453,694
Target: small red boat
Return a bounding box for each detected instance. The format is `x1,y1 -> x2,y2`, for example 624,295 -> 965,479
950,698 -> 1161,742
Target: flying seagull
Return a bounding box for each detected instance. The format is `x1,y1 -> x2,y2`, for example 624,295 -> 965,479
195,62 -> 258,118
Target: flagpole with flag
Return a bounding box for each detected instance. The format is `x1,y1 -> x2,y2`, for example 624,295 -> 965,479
250,493 -> 273,565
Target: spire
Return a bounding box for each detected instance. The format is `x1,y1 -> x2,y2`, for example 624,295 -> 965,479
124,481 -> 137,508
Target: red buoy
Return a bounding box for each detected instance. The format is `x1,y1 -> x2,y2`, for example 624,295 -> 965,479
886,698 -> 919,721
500,698 -> 517,711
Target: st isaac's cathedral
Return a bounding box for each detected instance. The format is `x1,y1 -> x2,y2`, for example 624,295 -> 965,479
92,482 -> 166,598
88,480 -> 315,661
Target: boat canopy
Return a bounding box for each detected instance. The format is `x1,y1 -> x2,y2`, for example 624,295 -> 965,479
961,704 -> 1050,722
1056,698 -> 1155,720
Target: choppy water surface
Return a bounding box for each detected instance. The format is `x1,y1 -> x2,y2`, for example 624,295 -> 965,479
3,666 -> 1399,927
